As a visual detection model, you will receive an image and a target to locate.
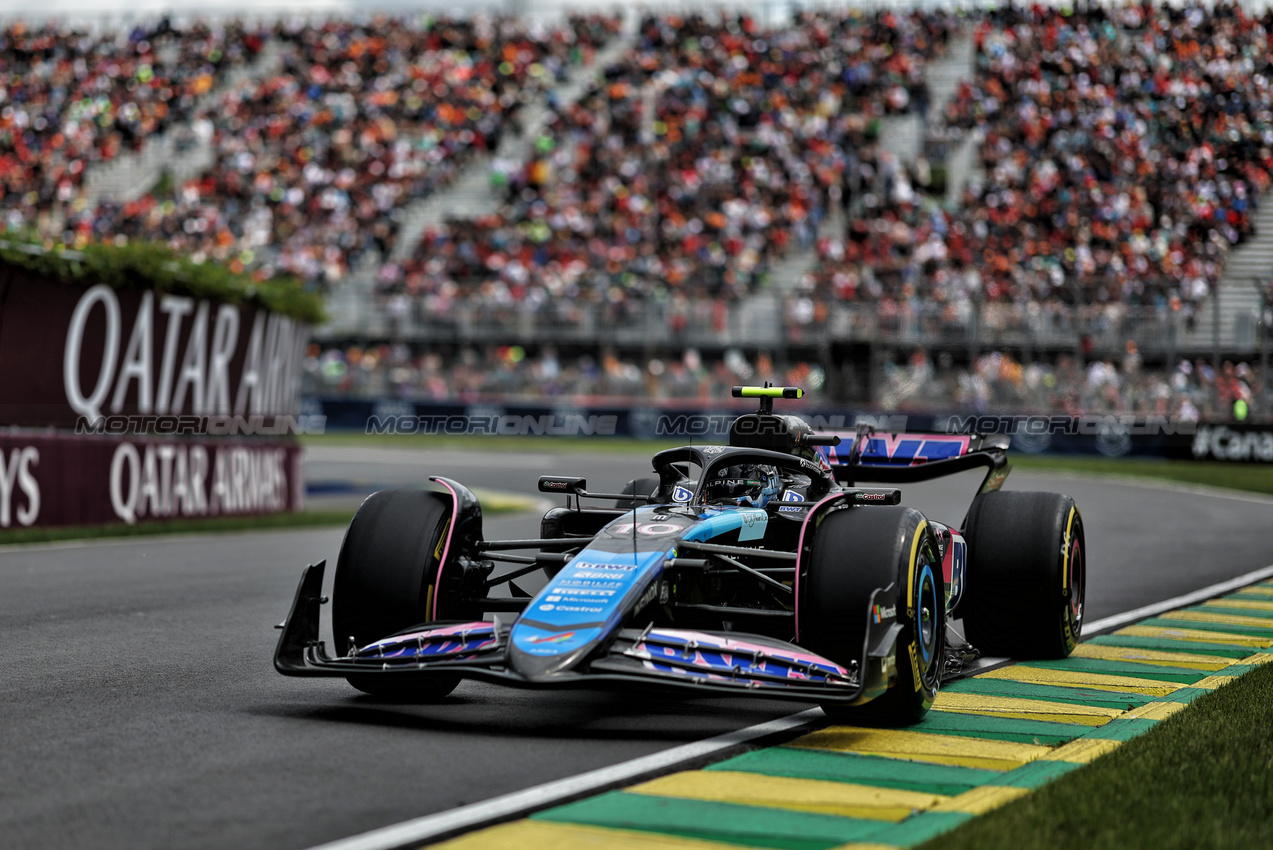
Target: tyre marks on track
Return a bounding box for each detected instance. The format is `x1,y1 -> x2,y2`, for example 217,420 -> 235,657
429,577 -> 1273,850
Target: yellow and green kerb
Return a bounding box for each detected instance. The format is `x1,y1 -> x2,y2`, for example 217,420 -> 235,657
429,579 -> 1273,850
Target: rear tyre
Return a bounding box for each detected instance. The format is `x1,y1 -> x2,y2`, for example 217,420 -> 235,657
960,491 -> 1085,659
333,489 -> 461,699
802,506 -> 944,726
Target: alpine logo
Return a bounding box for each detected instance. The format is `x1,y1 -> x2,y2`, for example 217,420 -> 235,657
860,434 -> 970,465
527,631 -> 576,644
634,582 -> 660,613
673,486 -> 693,502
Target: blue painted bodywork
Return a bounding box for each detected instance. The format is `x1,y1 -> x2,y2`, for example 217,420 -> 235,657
506,504 -> 770,678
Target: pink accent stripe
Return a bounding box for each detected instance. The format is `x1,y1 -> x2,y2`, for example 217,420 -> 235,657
429,478 -> 461,621
825,432 -> 972,463
793,493 -> 852,642
389,622 -> 494,643
647,628 -> 849,675
941,536 -> 955,585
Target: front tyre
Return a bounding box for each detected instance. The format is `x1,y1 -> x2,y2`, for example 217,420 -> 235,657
333,489 -> 461,699
802,506 -> 944,725
960,491 -> 1085,659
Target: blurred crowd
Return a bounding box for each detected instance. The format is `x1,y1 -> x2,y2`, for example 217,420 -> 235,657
880,344 -> 1265,419
303,343 -> 825,402
804,0 -> 1273,336
64,13 -> 621,283
1,17 -> 270,231
371,8 -> 957,314
5,6 -> 1272,420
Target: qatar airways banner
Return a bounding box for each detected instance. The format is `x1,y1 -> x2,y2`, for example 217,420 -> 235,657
0,269 -> 309,428
0,433 -> 302,528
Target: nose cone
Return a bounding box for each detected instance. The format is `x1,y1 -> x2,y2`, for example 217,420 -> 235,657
506,541 -> 670,680
508,623 -> 604,680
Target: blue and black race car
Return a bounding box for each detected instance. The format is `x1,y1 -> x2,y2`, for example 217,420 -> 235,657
275,386 -> 1085,724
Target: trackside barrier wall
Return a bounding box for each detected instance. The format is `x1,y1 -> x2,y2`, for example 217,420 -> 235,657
302,397 -> 1273,462
0,266 -> 309,528
0,434 -> 302,529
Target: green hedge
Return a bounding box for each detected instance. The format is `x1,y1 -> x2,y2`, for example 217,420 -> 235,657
0,235 -> 326,325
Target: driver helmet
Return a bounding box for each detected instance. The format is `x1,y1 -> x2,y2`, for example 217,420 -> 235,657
705,464 -> 781,508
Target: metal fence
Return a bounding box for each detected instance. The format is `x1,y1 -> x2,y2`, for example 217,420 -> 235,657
315,292 -> 1240,358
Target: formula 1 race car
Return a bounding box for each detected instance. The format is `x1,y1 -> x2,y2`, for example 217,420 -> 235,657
275,387 -> 1085,724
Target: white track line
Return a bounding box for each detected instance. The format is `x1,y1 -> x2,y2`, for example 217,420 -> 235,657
305,708 -> 822,850
1084,563 -> 1273,635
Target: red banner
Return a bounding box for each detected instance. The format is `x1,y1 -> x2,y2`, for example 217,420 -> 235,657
0,433 -> 302,529
0,266 -> 309,428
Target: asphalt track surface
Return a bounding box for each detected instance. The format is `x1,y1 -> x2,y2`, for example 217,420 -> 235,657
1,445 -> 1270,850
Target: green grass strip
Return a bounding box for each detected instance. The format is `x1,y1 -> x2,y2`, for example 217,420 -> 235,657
710,748 -> 1000,796
985,759 -> 1085,789
1218,662 -> 1266,677
1139,616 -> 1273,637
942,677 -> 1155,710
0,234 -> 325,323
918,660 -> 1273,850
0,487 -> 535,547
299,437 -> 1273,499
533,791 -> 885,850
1081,717 -> 1160,742
1153,687 -> 1214,704
1088,634 -> 1259,658
1007,454 -> 1273,497
861,811 -> 975,846
1192,603 -> 1273,619
0,510 -> 354,545
910,711 -> 1092,746
1019,657 -> 1208,684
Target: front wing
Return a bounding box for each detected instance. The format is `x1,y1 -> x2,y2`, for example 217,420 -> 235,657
274,561 -> 891,705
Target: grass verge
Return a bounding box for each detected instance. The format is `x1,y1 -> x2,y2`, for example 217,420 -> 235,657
0,510 -> 354,546
304,433 -> 1273,498
299,432 -> 685,454
0,488 -> 535,547
920,659 -> 1273,850
1009,453 -> 1273,497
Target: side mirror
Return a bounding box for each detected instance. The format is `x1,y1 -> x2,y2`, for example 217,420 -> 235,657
538,476 -> 586,494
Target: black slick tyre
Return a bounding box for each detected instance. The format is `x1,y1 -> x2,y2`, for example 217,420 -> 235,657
333,489 -> 460,699
802,506 -> 944,726
960,490 -> 1085,659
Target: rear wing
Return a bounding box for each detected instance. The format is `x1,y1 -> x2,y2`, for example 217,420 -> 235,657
722,386 -> 1012,497
820,429 -> 1011,494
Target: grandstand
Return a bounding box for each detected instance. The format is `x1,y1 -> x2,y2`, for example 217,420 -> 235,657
3,3 -> 1269,418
